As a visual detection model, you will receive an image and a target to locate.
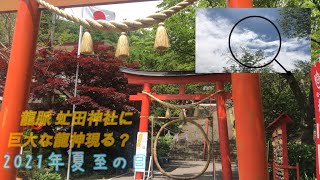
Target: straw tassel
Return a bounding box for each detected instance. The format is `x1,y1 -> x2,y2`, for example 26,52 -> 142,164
193,106 -> 200,118
179,110 -> 185,120
80,31 -> 94,55
165,108 -> 171,119
115,32 -> 129,59
154,22 -> 169,51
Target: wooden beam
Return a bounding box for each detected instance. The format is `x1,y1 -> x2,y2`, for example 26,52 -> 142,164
129,92 -> 232,101
0,0 -> 157,13
124,73 -> 231,85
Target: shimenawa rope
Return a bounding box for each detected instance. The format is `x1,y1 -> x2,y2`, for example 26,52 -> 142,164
153,118 -> 211,179
142,89 -> 224,109
149,90 -> 224,179
34,0 -> 197,32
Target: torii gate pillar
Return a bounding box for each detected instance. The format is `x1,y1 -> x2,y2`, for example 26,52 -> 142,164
0,0 -> 41,179
215,82 -> 232,180
228,1 -> 268,179
135,83 -> 151,180
232,74 -> 268,180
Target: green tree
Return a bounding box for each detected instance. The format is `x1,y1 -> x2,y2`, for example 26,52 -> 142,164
275,4 -> 317,144
254,0 -> 320,62
261,63 -> 313,143
250,0 -> 318,144
127,0 -> 317,145
277,8 -> 311,40
224,48 -> 271,72
128,0 -> 225,71
0,13 -> 15,46
279,61 -> 314,144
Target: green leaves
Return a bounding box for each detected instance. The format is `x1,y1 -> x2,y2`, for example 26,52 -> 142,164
277,8 -> 311,39
288,142 -> 316,178
157,133 -> 174,157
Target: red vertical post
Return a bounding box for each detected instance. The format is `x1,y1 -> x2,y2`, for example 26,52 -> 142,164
282,125 -> 289,179
227,0 -> 253,7
0,0 -> 40,179
228,1 -> 268,179
135,83 -> 151,180
179,84 -> 185,95
232,73 -> 268,180
215,81 -> 232,180
296,163 -> 300,180
203,118 -> 209,160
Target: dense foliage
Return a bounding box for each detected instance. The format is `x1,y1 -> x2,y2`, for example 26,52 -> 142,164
288,142 -> 316,178
1,43 -> 142,179
32,44 -> 139,111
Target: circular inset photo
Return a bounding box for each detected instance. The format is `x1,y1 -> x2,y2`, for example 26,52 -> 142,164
228,16 -> 281,69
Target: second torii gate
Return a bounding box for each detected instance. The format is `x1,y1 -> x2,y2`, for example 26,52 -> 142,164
121,67 -> 268,180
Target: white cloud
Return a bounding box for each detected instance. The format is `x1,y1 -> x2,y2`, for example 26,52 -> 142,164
196,10 -> 232,73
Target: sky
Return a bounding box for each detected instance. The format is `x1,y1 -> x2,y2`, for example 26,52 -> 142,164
65,1 -> 162,21
195,8 -> 311,73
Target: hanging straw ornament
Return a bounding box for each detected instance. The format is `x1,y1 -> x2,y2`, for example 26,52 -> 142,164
165,107 -> 171,119
154,22 -> 169,51
80,31 -> 94,55
115,32 -> 129,59
174,134 -> 179,142
179,109 -> 185,120
193,106 -> 200,118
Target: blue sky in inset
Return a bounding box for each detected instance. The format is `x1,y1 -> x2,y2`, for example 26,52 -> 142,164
207,8 -> 283,35
196,8 -> 311,73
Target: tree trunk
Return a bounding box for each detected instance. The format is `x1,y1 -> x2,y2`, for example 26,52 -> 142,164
280,74 -> 314,144
301,84 -> 315,144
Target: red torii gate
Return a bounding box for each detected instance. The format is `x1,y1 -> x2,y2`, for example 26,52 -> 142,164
121,67 -> 232,179
121,67 -> 268,180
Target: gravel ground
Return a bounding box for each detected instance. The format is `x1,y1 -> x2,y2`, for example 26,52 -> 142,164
101,160 -> 239,180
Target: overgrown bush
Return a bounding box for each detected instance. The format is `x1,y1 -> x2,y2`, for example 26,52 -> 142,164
157,133 -> 174,157
301,173 -> 316,180
288,142 -> 315,179
30,170 -> 61,180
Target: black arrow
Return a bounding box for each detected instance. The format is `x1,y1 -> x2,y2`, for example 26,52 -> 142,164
274,59 -> 291,76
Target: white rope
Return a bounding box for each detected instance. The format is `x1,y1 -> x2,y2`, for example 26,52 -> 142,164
142,90 -> 224,109
35,0 -> 197,32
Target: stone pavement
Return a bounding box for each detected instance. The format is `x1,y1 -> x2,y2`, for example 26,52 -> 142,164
102,161 -> 239,180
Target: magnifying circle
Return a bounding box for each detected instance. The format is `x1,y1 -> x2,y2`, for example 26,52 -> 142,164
228,15 -> 282,69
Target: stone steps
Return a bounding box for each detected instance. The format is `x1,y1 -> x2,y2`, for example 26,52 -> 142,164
169,141 -> 237,161
168,117 -> 238,162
